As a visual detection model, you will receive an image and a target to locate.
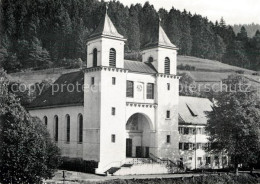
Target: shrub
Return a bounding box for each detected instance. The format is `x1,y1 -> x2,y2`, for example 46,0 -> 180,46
59,157 -> 98,174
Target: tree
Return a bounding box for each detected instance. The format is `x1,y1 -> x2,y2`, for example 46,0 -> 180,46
248,30 -> 260,70
206,75 -> 260,175
0,69 -> 61,183
178,72 -> 200,97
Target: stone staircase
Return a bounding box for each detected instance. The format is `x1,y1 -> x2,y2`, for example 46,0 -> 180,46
105,154 -> 181,176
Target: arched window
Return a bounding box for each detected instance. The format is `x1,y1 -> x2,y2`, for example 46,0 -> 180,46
93,48 -> 97,67
164,57 -> 170,74
54,115 -> 58,142
43,116 -> 48,126
78,114 -> 83,143
109,48 -> 116,67
148,57 -> 153,63
66,115 -> 70,143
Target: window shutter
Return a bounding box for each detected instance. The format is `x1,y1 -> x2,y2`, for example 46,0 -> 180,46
164,57 -> 170,74
109,48 -> 116,67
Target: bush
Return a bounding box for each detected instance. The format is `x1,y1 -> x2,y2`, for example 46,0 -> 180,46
59,157 -> 98,173
177,64 -> 196,71
236,70 -> 245,74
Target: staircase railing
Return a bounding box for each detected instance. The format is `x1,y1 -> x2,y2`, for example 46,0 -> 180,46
149,153 -> 182,173
149,153 -> 167,164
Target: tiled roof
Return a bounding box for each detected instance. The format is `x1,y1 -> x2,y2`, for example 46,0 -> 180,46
124,60 -> 157,74
28,71 -> 84,109
143,22 -> 177,50
178,96 -> 213,125
89,11 -> 124,40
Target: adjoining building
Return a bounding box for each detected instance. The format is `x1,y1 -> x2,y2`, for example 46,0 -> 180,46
28,8 -> 227,175
178,96 -> 228,170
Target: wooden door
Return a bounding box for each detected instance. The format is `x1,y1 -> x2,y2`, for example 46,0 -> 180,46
126,139 -> 132,157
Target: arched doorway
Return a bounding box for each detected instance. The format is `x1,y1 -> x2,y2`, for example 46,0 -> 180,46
126,113 -> 152,158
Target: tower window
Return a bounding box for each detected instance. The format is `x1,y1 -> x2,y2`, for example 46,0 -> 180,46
78,114 -> 83,143
109,48 -> 116,67
112,77 -> 116,85
126,81 -> 134,97
66,115 -> 70,143
91,77 -> 95,85
146,83 -> 154,99
164,57 -> 170,74
93,48 -> 97,67
166,110 -> 170,119
167,135 -> 171,143
111,134 -> 116,143
43,116 -> 48,126
54,115 -> 58,142
112,107 -> 116,115
167,83 -> 170,90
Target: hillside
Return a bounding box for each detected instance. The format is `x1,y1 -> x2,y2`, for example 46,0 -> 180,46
177,56 -> 260,84
9,56 -> 260,85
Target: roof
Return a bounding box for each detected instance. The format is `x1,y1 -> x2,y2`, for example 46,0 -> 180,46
28,71 -> 84,109
88,10 -> 124,40
124,60 -> 157,74
178,96 -> 213,125
142,21 -> 177,50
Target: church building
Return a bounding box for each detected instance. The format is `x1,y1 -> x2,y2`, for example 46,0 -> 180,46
28,8 -> 213,175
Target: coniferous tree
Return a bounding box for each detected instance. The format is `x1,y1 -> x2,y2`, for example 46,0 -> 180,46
127,4 -> 141,51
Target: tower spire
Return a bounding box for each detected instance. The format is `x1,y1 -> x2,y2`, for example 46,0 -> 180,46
88,4 -> 125,41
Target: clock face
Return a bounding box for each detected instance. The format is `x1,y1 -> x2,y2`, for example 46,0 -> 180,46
137,85 -> 143,92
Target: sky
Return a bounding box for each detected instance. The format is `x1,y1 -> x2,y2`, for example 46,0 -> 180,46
109,0 -> 260,25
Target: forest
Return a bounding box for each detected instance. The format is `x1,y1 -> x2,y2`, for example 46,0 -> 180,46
0,0 -> 260,73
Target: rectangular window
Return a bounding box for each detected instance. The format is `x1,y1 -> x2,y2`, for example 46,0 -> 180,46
112,77 -> 116,85
196,143 -> 202,149
167,135 -> 171,143
206,157 -> 211,165
184,127 -> 189,135
126,81 -> 134,97
197,157 -> 202,165
111,134 -> 116,143
184,143 -> 189,150
179,142 -> 183,150
167,83 -> 170,90
197,128 -> 202,134
111,107 -> 116,115
189,143 -> 194,150
166,110 -> 170,119
222,156 -> 227,165
146,83 -> 154,99
178,127 -> 184,134
91,77 -> 95,85
189,128 -> 194,134
214,156 -> 219,165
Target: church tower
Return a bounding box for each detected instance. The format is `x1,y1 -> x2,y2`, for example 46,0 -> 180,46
141,19 -> 178,74
141,19 -> 180,161
86,6 -> 126,68
83,6 -> 128,173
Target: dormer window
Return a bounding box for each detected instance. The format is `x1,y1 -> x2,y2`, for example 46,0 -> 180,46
164,57 -> 170,74
148,57 -> 153,63
109,48 -> 116,67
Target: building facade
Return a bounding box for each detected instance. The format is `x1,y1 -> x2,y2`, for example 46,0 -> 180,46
29,10 -> 181,174
178,96 -> 228,170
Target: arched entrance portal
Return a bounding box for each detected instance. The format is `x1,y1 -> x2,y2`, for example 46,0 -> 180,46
126,113 -> 152,158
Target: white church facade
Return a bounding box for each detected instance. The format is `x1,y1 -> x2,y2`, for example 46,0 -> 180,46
28,9 -> 226,174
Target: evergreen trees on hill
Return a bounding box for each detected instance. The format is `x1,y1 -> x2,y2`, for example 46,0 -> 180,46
1,0 -> 260,72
